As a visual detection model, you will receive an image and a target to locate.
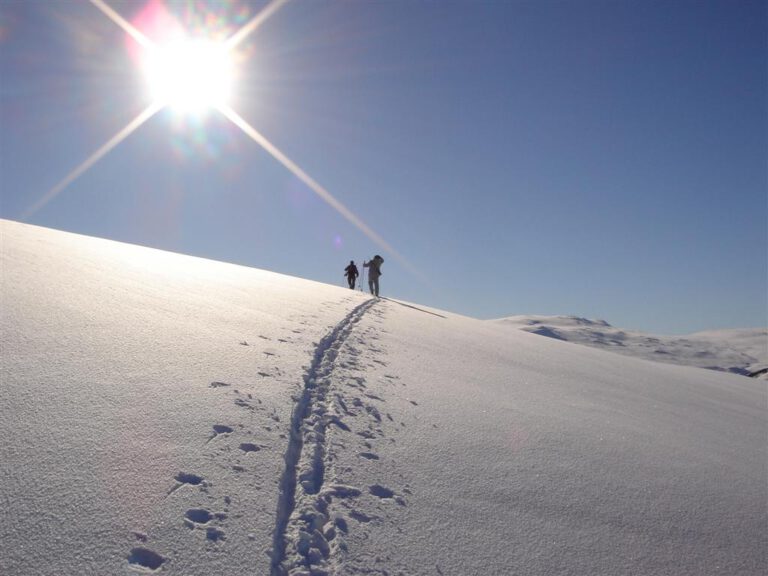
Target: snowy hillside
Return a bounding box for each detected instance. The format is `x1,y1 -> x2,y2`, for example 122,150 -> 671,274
1,220 -> 766,576
493,315 -> 767,378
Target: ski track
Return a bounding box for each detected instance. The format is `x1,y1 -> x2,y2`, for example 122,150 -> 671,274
271,298 -> 378,576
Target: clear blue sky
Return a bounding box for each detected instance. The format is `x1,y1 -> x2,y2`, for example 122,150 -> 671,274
2,0 -> 766,334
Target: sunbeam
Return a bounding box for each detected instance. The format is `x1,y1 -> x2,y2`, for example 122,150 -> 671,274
89,0 -> 152,49
22,102 -> 163,220
218,104 -> 424,280
225,0 -> 292,50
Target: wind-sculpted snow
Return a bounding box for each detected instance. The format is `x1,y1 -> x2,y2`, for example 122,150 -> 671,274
494,314 -> 768,377
1,220 -> 766,576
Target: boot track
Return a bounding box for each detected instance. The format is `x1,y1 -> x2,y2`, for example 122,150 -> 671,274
271,298 -> 378,575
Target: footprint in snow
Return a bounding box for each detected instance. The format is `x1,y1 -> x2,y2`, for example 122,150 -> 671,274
127,547 -> 165,571
168,472 -> 205,495
209,381 -> 231,388
349,510 -> 374,523
234,398 -> 255,411
369,484 -> 407,506
322,484 -> 362,498
184,509 -> 228,541
365,405 -> 382,422
208,424 -> 234,442
176,472 -> 204,485
328,416 -> 350,431
369,485 -> 395,499
335,517 -> 349,533
185,508 -> 212,527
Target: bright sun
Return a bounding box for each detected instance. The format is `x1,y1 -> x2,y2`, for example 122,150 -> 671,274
142,38 -> 234,113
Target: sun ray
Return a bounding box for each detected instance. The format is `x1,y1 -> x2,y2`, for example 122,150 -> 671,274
224,0 -> 292,51
22,102 -> 163,220
217,104 -> 424,280
89,0 -> 154,49
91,0 -> 291,54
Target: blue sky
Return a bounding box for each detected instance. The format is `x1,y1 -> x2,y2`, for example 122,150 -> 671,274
1,0 -> 766,334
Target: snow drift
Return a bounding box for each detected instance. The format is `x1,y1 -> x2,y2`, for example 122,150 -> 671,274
1,219 -> 765,576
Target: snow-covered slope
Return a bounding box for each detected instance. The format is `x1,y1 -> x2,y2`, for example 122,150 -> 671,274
493,315 -> 767,377
1,220 -> 766,576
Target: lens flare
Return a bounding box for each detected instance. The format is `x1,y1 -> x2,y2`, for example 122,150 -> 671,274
23,0 -> 424,286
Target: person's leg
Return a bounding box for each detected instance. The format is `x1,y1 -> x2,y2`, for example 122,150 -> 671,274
369,278 -> 374,294
373,277 -> 379,297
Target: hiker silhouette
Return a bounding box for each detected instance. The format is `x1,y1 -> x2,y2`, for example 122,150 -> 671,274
343,260 -> 359,290
363,255 -> 384,297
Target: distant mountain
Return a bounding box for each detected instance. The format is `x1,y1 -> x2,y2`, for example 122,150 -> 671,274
492,315 -> 768,378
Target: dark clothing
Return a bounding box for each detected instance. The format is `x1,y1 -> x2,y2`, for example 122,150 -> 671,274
344,263 -> 359,290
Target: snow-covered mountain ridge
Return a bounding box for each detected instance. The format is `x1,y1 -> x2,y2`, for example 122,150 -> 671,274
492,315 -> 767,378
1,220 -> 765,576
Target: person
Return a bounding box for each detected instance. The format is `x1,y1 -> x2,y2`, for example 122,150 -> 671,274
344,260 -> 359,290
363,255 -> 384,297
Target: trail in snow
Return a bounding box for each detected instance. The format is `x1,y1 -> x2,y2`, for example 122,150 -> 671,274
271,298 -> 378,575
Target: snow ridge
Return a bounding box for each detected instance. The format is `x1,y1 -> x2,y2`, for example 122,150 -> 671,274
271,298 -> 378,575
493,315 -> 767,377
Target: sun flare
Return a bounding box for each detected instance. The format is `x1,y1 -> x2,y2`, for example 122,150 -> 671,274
143,38 -> 234,113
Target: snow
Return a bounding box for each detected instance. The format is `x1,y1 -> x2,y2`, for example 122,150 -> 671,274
1,219 -> 766,576
493,314 -> 767,377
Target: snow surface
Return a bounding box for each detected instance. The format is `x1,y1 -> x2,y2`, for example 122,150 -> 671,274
493,315 -> 768,378
1,219 -> 766,576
